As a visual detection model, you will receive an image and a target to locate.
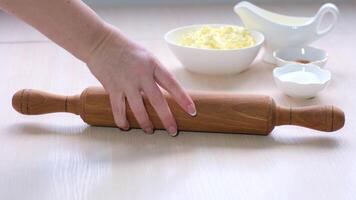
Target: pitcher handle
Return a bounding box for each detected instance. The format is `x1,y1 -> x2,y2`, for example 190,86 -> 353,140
315,3 -> 339,37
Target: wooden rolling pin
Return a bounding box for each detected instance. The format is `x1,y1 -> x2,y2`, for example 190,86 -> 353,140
12,87 -> 345,135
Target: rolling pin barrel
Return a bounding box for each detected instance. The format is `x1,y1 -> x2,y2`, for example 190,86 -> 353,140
12,87 -> 345,135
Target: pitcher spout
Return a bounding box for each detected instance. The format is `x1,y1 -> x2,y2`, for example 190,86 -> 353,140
233,1 -> 254,17
234,1 -> 266,30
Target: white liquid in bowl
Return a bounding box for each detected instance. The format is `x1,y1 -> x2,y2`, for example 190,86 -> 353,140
278,71 -> 321,84
273,63 -> 331,98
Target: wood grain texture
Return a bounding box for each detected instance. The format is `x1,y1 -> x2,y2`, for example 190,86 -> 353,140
12,87 -> 345,134
275,105 -> 345,132
1,2 -> 356,200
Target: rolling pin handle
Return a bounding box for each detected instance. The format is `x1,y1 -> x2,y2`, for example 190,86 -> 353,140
12,89 -> 81,115
275,105 -> 345,132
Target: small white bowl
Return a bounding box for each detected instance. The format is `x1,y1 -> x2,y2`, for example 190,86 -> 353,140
164,24 -> 264,75
273,46 -> 328,67
273,63 -> 331,99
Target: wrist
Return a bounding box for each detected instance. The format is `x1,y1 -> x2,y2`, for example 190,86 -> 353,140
85,24 -> 129,68
82,22 -> 112,63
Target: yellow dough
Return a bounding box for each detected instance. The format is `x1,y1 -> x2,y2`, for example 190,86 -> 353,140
179,25 -> 255,50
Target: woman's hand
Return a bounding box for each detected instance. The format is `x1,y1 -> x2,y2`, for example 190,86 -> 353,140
87,25 -> 196,136
0,0 -> 195,135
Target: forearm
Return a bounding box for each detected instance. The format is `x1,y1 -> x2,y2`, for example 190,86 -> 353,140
0,0 -> 110,62
1,0 -> 196,135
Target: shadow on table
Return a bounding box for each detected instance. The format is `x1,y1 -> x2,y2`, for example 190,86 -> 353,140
9,122 -> 340,151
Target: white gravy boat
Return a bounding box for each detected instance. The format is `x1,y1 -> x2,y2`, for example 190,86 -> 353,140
234,1 -> 339,63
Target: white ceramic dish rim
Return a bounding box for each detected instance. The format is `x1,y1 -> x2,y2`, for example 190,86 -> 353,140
273,46 -> 328,65
234,1 -> 319,27
164,24 -> 265,52
273,63 -> 331,86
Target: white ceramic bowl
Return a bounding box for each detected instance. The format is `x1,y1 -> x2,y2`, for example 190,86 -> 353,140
273,63 -> 331,98
273,46 -> 328,67
164,24 -> 264,75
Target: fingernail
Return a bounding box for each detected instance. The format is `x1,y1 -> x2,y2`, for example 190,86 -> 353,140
118,122 -> 129,131
187,104 -> 197,116
121,127 -> 129,131
168,126 -> 178,136
144,127 -> 153,134
122,121 -> 130,130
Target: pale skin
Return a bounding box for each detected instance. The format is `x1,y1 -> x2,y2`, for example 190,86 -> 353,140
0,0 -> 197,136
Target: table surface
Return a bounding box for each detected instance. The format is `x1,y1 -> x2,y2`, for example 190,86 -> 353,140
1,2 -> 355,200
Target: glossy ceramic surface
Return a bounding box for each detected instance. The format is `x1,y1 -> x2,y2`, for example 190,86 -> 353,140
273,46 -> 328,67
273,63 -> 331,98
234,1 -> 339,63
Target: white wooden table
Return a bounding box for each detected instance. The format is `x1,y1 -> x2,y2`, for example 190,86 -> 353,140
1,2 -> 355,200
